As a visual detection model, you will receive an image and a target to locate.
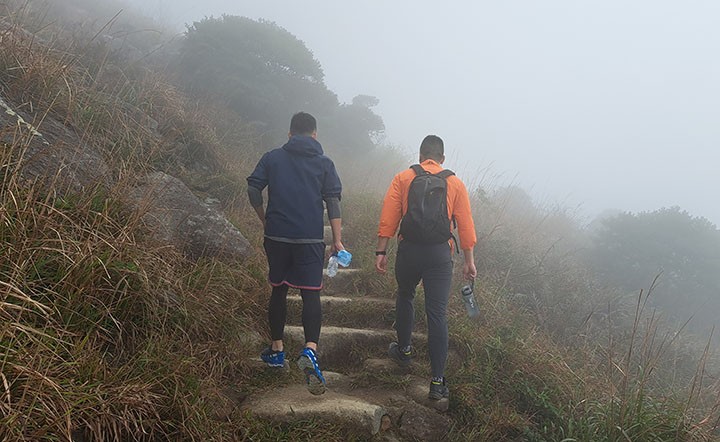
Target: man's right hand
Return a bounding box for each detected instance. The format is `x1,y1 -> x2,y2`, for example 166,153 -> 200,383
463,260 -> 477,281
375,254 -> 388,274
331,241 -> 345,255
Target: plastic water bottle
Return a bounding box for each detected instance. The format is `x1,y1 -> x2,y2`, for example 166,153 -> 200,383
461,281 -> 480,318
327,254 -> 339,277
327,250 -> 351,277
337,250 -> 352,267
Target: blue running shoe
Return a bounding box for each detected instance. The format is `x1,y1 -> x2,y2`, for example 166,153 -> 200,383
261,347 -> 285,368
297,347 -> 326,395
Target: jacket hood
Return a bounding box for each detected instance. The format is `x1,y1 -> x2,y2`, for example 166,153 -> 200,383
282,135 -> 324,157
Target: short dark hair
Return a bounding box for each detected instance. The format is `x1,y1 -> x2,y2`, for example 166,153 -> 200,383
420,135 -> 444,160
290,112 -> 317,136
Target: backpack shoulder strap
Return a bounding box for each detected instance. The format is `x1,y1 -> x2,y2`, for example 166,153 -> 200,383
435,169 -> 455,180
410,164 -> 427,176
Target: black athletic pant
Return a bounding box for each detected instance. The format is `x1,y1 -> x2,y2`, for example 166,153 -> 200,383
268,284 -> 322,345
394,240 -> 453,379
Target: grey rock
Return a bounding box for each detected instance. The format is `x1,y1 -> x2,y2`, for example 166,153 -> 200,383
1,94 -> 113,195
127,172 -> 251,261
389,395 -> 452,440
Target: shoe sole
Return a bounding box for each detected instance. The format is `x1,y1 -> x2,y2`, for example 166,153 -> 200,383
297,356 -> 326,395
261,349 -> 285,368
261,356 -> 285,368
263,362 -> 285,368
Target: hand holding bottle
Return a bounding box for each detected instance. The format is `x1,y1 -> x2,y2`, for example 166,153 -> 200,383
461,279 -> 480,318
327,249 -> 352,278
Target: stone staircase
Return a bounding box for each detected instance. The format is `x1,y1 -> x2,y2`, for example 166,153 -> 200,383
240,228 -> 451,440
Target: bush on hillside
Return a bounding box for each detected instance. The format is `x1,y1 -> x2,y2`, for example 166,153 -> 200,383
588,207 -> 720,337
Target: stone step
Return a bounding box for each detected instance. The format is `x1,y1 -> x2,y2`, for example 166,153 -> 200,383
287,294 -> 396,329
284,325 -> 427,369
242,384 -> 388,437
243,358 -> 350,387
364,346 -> 464,377
322,268 -> 363,295
406,378 -> 450,413
363,357 -> 422,375
324,371 -> 452,439
240,371 -> 449,440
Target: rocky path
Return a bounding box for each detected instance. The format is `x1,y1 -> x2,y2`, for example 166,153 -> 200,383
241,228 -> 452,441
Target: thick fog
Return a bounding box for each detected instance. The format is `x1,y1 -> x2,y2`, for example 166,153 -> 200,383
127,0 -> 720,226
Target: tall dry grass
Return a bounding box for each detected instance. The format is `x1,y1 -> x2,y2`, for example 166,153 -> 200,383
435,180 -> 720,440
0,3 -> 276,440
0,112 -> 271,441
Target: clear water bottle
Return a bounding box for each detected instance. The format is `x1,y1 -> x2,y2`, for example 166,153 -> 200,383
461,280 -> 480,318
327,254 -> 339,277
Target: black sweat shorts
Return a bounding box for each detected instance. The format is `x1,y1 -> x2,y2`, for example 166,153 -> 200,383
263,238 -> 326,290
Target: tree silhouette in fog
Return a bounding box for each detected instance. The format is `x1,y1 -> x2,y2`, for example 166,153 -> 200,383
590,206 -> 720,333
177,15 -> 383,152
179,16 -> 333,123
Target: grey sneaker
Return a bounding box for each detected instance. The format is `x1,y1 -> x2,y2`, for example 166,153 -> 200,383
388,342 -> 415,367
428,378 -> 450,400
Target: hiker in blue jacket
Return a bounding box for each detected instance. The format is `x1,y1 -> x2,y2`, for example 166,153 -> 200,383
247,112 -> 343,395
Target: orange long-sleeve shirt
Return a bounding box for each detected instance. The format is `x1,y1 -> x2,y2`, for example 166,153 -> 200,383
377,159 -> 477,250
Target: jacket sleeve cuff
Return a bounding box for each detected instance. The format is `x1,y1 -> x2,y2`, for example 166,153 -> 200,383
247,186 -> 263,208
324,197 -> 341,219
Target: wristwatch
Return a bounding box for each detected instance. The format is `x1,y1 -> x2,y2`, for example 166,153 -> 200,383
375,250 -> 387,256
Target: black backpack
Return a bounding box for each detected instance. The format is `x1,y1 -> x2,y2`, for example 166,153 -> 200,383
399,165 -> 455,244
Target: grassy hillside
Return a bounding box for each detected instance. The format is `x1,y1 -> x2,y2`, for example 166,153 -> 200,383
1,1 -> 718,441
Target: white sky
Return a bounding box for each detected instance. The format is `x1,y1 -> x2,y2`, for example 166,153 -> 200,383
125,0 -> 720,226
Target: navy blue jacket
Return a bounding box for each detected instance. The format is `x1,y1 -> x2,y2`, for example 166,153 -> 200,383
247,135 -> 342,240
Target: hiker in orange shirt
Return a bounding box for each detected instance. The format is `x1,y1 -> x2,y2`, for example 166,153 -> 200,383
375,135 -> 477,401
